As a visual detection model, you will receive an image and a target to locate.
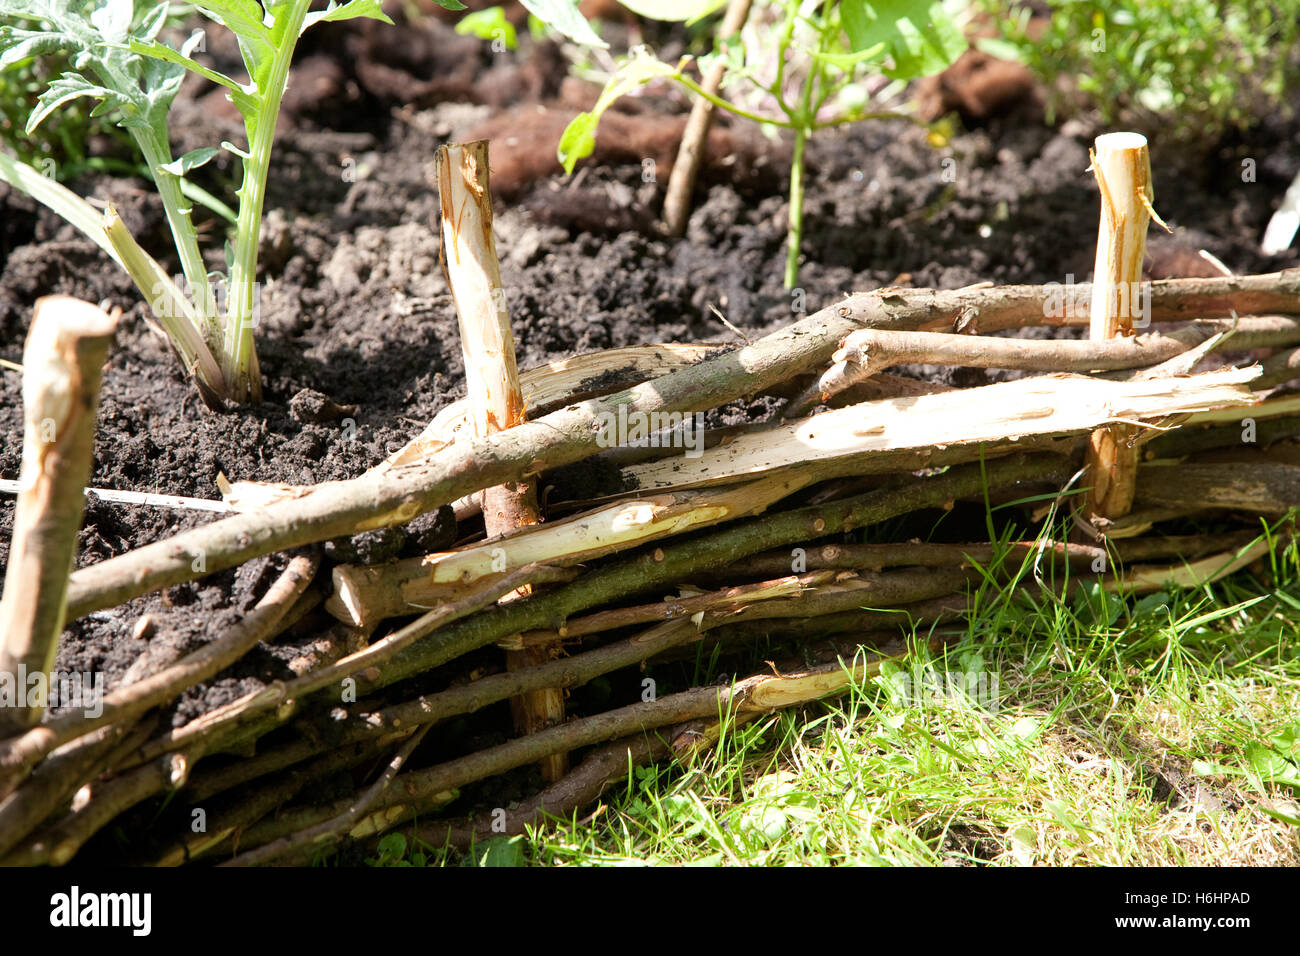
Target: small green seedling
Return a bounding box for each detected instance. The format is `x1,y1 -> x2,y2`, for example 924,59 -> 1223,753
560,0 -> 966,288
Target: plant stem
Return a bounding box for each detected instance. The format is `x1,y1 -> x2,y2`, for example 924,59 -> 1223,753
93,51 -> 219,344
137,128 -> 219,342
224,0 -> 313,403
784,54 -> 819,289
785,124 -> 808,289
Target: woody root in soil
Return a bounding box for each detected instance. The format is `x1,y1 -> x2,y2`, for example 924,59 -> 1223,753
5,130 -> 1300,860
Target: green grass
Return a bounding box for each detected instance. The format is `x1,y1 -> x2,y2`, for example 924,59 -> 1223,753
380,510 -> 1300,868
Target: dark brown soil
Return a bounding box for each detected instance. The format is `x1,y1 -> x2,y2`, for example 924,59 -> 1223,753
2,10 -> 1298,729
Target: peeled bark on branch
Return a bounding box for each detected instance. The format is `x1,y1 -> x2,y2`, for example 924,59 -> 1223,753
788,318 -> 1300,415
623,368 -> 1261,493
375,344 -> 716,472
1085,132 -> 1155,523
0,296 -> 117,737
328,474 -> 816,626
436,138 -> 563,780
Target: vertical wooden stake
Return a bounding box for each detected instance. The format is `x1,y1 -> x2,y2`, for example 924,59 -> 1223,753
1084,132 -> 1153,525
0,296 -> 118,736
436,140 -> 568,783
660,0 -> 753,237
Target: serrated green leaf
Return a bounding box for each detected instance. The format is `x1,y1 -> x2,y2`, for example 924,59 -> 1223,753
302,0 -> 395,34
0,28 -> 71,69
88,0 -> 133,42
519,0 -> 606,49
193,0 -> 274,80
27,72 -> 120,133
137,1 -> 171,41
159,146 -> 221,176
432,0 -> 467,9
193,0 -> 271,41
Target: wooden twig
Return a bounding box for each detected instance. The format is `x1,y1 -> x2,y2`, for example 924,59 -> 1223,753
151,735 -> 399,866
219,724 -> 432,867
0,716 -> 148,858
1,751 -> 190,866
0,479 -> 234,513
61,272 -> 1300,620
403,730 -> 674,851
0,297 -> 118,736
1134,461 -> 1300,513
222,634 -> 945,855
436,139 -> 536,531
714,533 -> 1261,581
623,368 -> 1260,493
0,553 -> 320,797
328,475 -> 817,626
1084,132 -> 1156,523
695,601 -> 968,649
359,454 -> 1070,696
507,571 -> 838,648
1115,538 -> 1277,591
786,318 -> 1300,416
661,0 -> 753,236
123,563 -> 574,772
374,344 -> 718,474
1146,414 -> 1300,460
1256,346 -> 1300,390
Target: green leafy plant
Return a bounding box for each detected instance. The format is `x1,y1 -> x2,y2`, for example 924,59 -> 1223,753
559,0 -> 966,288
0,0 -> 617,405
978,0 -> 1300,142
0,27 -> 132,180
0,0 -> 417,404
